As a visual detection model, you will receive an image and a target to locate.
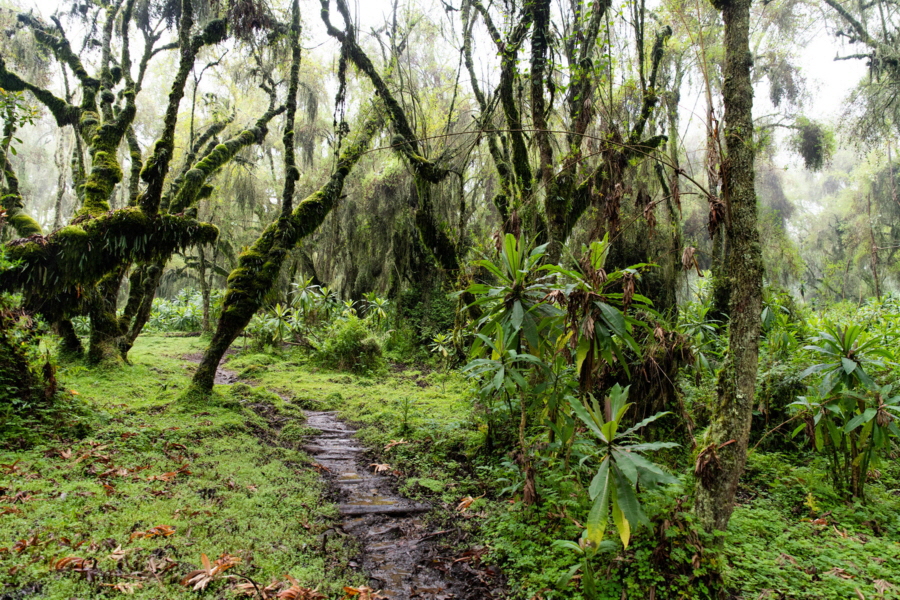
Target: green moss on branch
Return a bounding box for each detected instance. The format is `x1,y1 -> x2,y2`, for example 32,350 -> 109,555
191,108 -> 384,391
0,207 -> 218,297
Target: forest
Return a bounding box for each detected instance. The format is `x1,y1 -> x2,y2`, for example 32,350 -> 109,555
0,0 -> 899,597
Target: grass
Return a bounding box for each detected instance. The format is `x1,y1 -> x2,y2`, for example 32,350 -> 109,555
0,336 -> 361,599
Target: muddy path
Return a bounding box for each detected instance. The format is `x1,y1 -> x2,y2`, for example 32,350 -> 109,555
182,354 -> 501,599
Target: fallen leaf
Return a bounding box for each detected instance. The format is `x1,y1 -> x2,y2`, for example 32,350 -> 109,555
107,545 -> 127,562
130,525 -> 176,540
0,461 -> 23,475
236,581 -> 279,598
457,496 -> 475,512
827,567 -> 854,580
369,464 -> 390,473
52,556 -> 91,571
100,582 -> 142,594
278,574 -> 326,599
383,439 -> 408,451
343,586 -> 386,600
181,552 -> 241,591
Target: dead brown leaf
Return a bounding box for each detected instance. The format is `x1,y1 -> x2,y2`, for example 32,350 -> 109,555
52,556 -> 92,571
100,582 -> 142,594
107,545 -> 128,562
181,552 -> 241,591
384,439 -> 409,451
130,525 -> 176,541
278,574 -> 326,599
827,567 -> 854,580
343,586 -> 386,600
369,463 -> 390,473
235,579 -> 283,598
0,461 -> 23,475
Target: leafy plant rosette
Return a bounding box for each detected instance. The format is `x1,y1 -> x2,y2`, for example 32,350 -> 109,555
571,384 -> 679,547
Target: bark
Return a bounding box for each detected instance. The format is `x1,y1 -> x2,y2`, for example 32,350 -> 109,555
461,0 -> 512,223
198,246 -> 211,332
693,0 -> 763,535
191,109 -> 384,392
56,318 -> 83,355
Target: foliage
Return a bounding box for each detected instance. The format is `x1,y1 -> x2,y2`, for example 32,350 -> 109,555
789,118 -> 835,171
313,315 -> 383,374
145,289 -> 221,333
567,385 -> 678,547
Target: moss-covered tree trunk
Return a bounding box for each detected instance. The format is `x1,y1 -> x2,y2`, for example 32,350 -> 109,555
191,2 -> 383,392
693,0 -> 763,535
191,110 -> 384,391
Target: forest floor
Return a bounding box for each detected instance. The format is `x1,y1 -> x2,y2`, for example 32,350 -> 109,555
2,335 -> 900,599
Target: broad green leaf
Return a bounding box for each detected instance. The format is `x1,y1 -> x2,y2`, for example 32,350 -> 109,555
843,408 -> 877,433
586,462 -> 611,544
511,301 -> 524,333
824,417 -> 842,447
625,452 -> 679,485
841,357 -> 858,374
589,456 -> 610,499
611,449 -> 638,484
569,396 -> 606,442
613,465 -> 647,527
597,302 -> 627,339
611,479 -> 631,548
621,411 -> 672,437
555,564 -> 581,589
575,336 -> 591,375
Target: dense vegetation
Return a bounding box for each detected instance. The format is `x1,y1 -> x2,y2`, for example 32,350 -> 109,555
1,0 -> 899,598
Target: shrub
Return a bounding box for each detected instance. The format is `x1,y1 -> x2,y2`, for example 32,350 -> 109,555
314,316 -> 383,373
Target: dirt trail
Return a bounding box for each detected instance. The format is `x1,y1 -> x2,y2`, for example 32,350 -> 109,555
182,354 -> 496,599
304,410 -> 461,598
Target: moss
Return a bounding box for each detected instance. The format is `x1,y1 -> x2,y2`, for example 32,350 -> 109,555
5,212 -> 42,237
1,209 -> 218,300
191,110 -> 385,391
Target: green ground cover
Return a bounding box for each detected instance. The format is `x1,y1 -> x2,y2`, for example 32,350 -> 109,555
0,336 -> 361,599
4,333 -> 900,599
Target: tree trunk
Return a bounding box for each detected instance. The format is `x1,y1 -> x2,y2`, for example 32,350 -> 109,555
693,0 -> 763,536
198,246 -> 212,332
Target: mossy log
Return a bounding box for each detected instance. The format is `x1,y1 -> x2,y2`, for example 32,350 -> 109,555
191,108 -> 384,392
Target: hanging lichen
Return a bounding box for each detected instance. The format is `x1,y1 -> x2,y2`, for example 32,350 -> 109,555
789,118 -> 835,172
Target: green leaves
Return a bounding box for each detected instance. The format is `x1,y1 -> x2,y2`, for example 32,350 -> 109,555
800,322 -> 891,394
568,385 -> 678,549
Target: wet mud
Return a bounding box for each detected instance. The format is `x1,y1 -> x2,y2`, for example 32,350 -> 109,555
305,410 -> 464,599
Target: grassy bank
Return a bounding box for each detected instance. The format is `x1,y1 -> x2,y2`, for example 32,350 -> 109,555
0,336 -> 360,599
